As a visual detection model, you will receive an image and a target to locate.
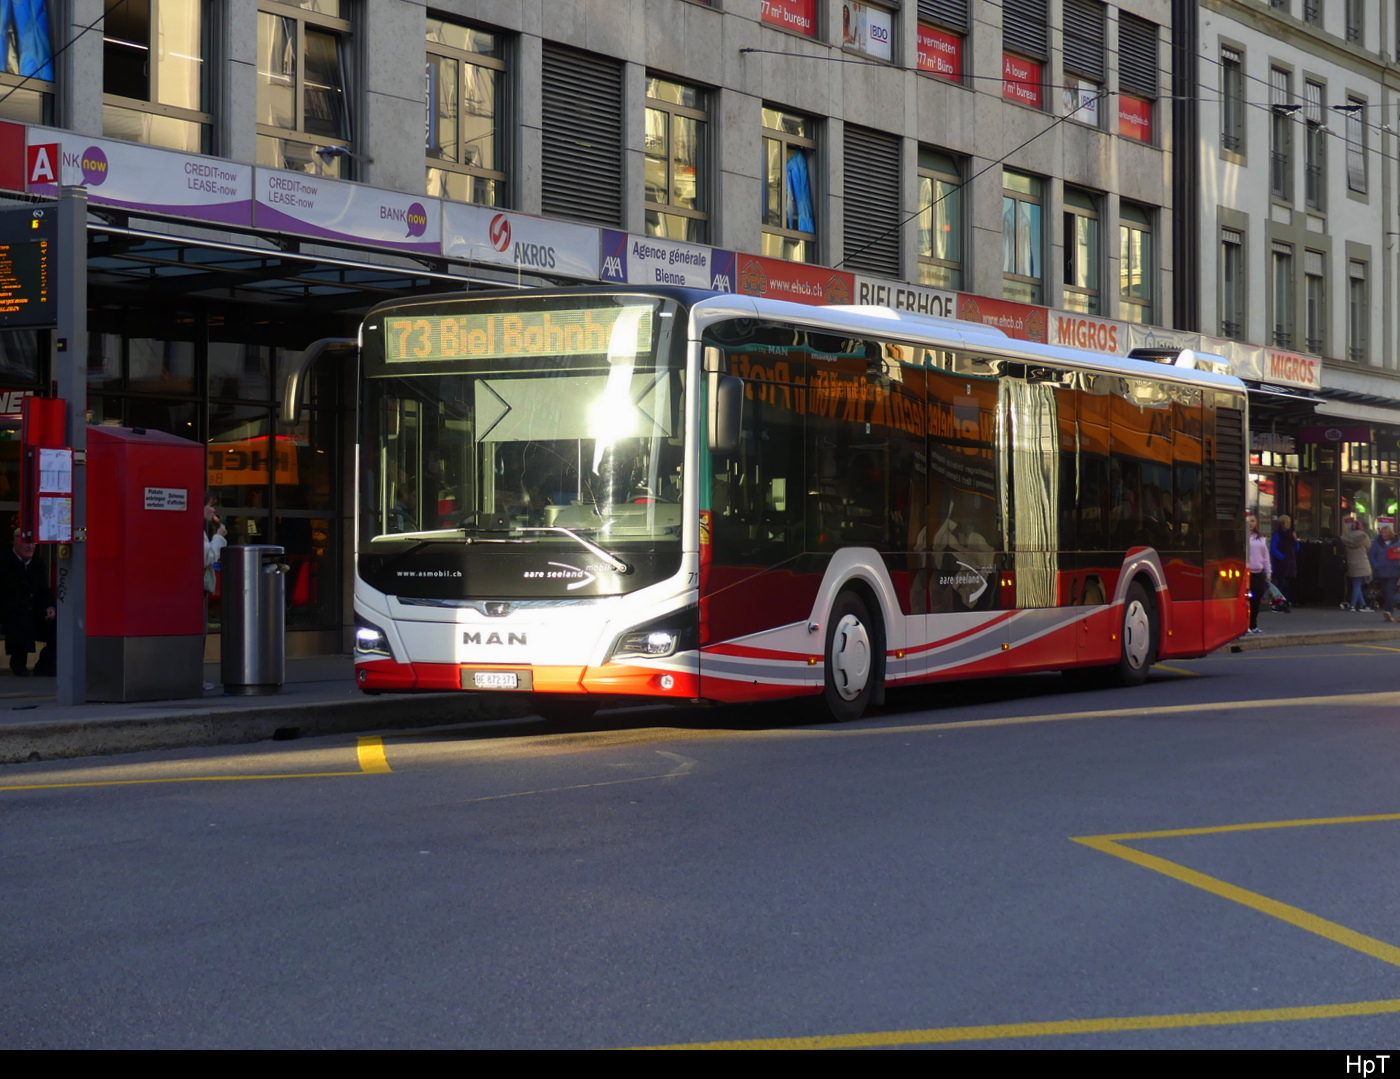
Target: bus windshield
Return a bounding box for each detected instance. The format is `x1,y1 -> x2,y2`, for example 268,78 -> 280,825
359,296 -> 686,590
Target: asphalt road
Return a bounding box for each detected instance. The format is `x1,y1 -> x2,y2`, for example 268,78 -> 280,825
3,641 -> 1399,1049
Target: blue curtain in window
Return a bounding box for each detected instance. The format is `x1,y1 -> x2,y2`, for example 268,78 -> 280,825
1,0 -> 53,81
785,149 -> 814,233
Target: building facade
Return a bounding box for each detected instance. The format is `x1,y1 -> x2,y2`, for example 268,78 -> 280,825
0,0 -> 1370,649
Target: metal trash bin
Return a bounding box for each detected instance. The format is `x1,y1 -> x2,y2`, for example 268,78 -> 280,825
220,545 -> 289,695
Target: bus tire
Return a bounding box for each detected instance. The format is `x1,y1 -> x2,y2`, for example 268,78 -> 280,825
1112,581 -> 1158,687
820,590 -> 880,722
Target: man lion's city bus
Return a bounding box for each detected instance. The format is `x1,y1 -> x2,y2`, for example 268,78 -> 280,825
344,287 -> 1248,722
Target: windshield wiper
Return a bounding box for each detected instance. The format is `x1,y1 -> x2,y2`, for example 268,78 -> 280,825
515,526 -> 631,574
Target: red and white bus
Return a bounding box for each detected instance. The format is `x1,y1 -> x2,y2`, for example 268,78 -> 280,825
346,287 -> 1248,721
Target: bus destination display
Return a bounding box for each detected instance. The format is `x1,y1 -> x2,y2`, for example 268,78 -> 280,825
0,208 -> 55,330
384,306 -> 653,362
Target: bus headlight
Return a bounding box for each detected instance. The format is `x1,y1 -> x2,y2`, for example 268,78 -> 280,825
355,615 -> 393,659
608,608 -> 698,663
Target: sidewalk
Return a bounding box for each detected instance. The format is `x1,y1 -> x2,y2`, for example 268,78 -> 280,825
1,605 -> 1397,765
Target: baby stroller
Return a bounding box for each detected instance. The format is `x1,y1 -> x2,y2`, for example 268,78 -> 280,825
1265,580 -> 1291,613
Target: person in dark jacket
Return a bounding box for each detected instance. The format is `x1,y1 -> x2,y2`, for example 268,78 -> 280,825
1368,518 -> 1400,622
1270,514 -> 1300,608
0,529 -> 55,676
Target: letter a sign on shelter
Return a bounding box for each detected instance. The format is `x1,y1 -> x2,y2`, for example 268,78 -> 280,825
26,144 -> 59,187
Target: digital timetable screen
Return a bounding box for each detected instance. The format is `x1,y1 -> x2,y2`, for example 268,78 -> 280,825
0,207 -> 55,330
383,306 -> 654,363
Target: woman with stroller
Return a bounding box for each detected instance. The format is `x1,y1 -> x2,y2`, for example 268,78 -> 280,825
1367,518 -> 1400,622
1341,517 -> 1372,611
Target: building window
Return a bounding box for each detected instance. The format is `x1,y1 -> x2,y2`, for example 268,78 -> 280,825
1304,250 -> 1324,354
425,19 -> 506,207
917,148 -> 962,289
1304,82 -> 1325,210
645,77 -> 708,243
1346,0 -> 1363,44
1002,0 -> 1047,110
1062,187 -> 1100,314
541,44 -> 623,226
1221,228 -> 1245,340
1002,170 -> 1043,303
1117,13 -> 1157,143
843,125 -> 900,276
257,1 -> 353,177
1271,241 -> 1294,347
1303,1 -> 1321,25
1062,0 -> 1105,127
762,106 -> 818,263
916,0 -> 967,84
1344,98 -> 1367,193
1119,202 -> 1153,324
1348,260 -> 1368,362
840,2 -> 895,63
1221,46 -> 1245,155
0,0 -> 53,124
761,0 -> 817,37
103,0 -> 211,153
1270,68 -> 1294,202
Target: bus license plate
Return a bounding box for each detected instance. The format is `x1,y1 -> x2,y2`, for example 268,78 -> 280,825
473,672 -> 518,689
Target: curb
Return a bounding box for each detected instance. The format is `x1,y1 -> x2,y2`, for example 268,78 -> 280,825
1229,627 -> 1400,652
0,692 -> 524,765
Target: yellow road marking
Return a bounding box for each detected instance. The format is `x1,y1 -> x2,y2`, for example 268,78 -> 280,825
625,997 -> 1400,1049
1347,643 -> 1400,653
356,735 -> 392,773
1151,663 -> 1201,677
0,771 -> 365,792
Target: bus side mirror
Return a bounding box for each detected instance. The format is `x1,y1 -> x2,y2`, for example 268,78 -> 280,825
708,373 -> 743,456
280,337 -> 356,425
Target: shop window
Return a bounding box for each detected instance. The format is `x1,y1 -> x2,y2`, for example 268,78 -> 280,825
917,148 -> 962,289
1062,0 -> 1104,127
644,77 -> 709,243
540,43 -> 623,226
1304,250 -> 1324,354
0,0 -> 54,123
1348,260 -> 1368,362
256,1 -> 354,178
1304,81 -> 1325,210
762,106 -> 818,263
842,124 -> 900,277
1271,240 -> 1294,348
1062,187 -> 1100,314
1119,202 -> 1153,324
103,0 -> 212,153
1220,46 -> 1244,155
1220,228 -> 1245,340
425,19 -> 506,207
1002,170 -> 1043,303
916,0 -> 966,84
1117,13 -> 1157,142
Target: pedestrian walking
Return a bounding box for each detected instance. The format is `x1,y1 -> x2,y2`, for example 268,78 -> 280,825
1341,516 -> 1372,611
1246,515 -> 1270,635
1368,517 -> 1400,622
1270,514 -> 1299,609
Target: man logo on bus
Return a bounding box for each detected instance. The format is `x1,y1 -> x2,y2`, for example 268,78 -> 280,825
489,213 -> 512,252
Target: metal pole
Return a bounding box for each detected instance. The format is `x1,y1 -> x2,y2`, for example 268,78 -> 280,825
55,186 -> 87,706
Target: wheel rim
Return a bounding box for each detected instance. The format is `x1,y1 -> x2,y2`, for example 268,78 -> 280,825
831,613 -> 871,700
1123,599 -> 1151,670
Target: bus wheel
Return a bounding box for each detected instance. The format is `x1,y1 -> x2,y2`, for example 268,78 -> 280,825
1113,582 -> 1158,686
820,591 -> 879,722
